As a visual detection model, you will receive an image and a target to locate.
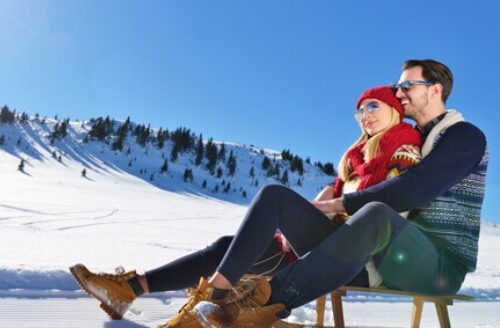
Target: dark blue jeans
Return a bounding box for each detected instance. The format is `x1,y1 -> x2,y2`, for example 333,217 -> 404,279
216,185 -> 465,310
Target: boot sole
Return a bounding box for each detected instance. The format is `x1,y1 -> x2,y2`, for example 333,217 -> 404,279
69,265 -> 125,320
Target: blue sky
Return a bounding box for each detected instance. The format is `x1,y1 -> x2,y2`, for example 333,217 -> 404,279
1,0 -> 499,221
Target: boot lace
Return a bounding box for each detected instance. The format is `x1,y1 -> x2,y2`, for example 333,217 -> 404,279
95,266 -> 134,282
234,292 -> 263,309
178,287 -> 209,314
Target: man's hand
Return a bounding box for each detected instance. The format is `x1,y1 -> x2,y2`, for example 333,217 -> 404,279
311,197 -> 346,217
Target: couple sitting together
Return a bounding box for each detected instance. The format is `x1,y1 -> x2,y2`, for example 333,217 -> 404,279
69,59 -> 488,328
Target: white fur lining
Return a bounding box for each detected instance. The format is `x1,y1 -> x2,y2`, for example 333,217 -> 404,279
421,109 -> 465,158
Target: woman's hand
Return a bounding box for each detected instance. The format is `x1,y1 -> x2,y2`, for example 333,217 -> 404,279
311,198 -> 346,217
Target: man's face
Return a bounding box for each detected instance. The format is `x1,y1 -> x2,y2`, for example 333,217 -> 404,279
395,66 -> 431,120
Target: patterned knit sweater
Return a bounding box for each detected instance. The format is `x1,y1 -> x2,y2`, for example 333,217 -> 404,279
343,110 -> 488,273
408,111 -> 488,272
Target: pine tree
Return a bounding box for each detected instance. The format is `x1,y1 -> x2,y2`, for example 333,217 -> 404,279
51,122 -> 60,140
81,168 -> 87,177
266,162 -> 276,177
0,105 -> 15,123
216,167 -> 223,178
135,124 -> 150,146
113,120 -> 129,151
19,112 -> 29,123
204,138 -> 218,173
18,159 -> 25,172
291,156 -> 304,176
218,143 -> 226,162
281,149 -> 292,161
195,134 -> 204,166
315,161 -> 324,171
160,159 -> 169,173
59,119 -> 69,138
88,117 -> 111,141
202,179 -> 207,189
280,170 -> 289,186
0,134 -> 4,145
272,162 -> 280,178
183,168 -> 193,182
226,150 -> 237,176
156,127 -> 168,149
171,144 -> 179,162
296,179 -> 302,187
171,127 -> 194,153
261,157 -> 271,170
242,190 -> 247,198
249,166 -> 255,178
322,162 -> 336,176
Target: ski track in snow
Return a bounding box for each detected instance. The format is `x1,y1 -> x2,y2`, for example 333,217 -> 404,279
24,209 -> 119,226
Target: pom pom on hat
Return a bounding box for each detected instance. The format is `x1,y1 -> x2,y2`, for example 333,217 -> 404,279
356,86 -> 404,121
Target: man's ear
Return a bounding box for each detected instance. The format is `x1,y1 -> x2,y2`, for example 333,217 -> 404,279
431,83 -> 443,101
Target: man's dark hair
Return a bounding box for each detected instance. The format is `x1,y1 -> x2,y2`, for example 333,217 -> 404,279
403,59 -> 453,103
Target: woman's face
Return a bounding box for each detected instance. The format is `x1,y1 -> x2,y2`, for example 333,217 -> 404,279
357,98 -> 396,136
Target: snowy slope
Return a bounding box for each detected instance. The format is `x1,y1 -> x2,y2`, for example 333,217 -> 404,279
0,117 -> 332,206
1,118 -> 499,327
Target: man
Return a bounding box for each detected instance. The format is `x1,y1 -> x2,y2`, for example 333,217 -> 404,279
191,59 -> 488,327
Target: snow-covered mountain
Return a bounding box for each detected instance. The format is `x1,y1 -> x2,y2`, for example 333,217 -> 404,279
0,114 -> 334,205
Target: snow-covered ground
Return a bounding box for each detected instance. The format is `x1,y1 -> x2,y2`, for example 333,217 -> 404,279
1,118 -> 499,327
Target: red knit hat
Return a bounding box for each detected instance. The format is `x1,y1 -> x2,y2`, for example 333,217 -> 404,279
356,86 -> 403,121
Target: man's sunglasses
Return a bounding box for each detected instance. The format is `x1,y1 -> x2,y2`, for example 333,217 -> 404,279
354,101 -> 380,122
391,80 -> 433,93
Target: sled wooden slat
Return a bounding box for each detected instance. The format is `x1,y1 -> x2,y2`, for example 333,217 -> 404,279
275,286 -> 474,328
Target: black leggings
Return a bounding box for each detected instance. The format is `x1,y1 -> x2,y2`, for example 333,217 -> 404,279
145,235 -> 292,292
145,184 -> 370,293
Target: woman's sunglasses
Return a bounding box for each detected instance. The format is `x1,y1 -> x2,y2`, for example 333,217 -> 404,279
391,80 -> 433,93
354,101 -> 380,122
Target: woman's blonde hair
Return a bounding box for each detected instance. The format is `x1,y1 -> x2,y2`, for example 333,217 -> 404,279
338,106 -> 400,181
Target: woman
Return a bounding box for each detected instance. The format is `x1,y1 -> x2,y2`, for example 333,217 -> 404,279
69,86 -> 421,327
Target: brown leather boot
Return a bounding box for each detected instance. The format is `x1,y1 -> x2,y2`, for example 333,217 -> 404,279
159,276 -> 262,328
194,276 -> 285,328
69,263 -> 138,319
159,277 -> 231,328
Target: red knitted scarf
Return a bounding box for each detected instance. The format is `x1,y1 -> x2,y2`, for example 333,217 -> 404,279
333,122 -> 421,198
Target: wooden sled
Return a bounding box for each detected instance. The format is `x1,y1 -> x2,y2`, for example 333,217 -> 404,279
274,286 -> 474,328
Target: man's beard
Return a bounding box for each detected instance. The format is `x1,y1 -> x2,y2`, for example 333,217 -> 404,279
405,92 -> 429,121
